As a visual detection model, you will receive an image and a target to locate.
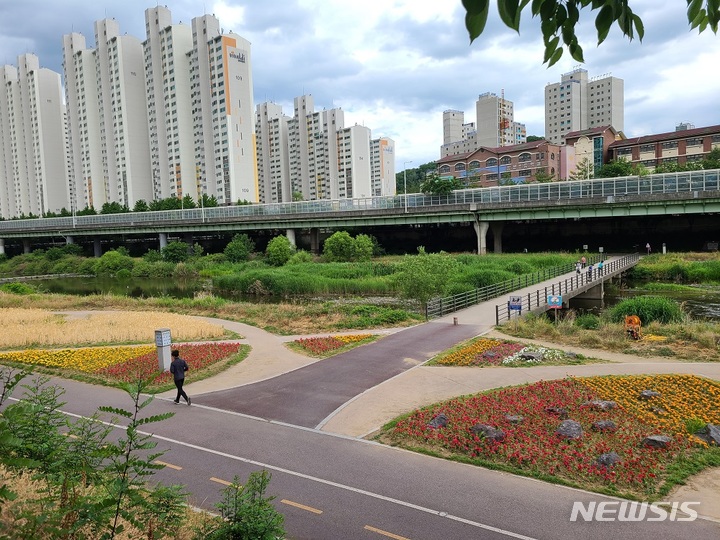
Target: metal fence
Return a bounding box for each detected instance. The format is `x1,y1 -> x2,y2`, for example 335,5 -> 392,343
425,255 -> 604,320
1,169 -> 719,232
493,254 -> 640,325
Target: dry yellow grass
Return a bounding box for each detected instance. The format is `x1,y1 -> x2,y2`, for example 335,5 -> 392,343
0,308 -> 226,349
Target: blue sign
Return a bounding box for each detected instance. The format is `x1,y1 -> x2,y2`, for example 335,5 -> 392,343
547,295 -> 562,309
508,295 -> 523,311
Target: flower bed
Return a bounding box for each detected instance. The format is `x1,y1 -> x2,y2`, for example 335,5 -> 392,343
435,338 -> 572,367
292,334 -> 374,356
384,375 -> 720,496
0,342 -> 245,386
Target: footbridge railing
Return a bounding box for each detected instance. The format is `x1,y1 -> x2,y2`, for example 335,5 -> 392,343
493,253 -> 640,325
425,255 -> 604,320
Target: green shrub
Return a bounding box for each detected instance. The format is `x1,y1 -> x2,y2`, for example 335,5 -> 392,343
0,282 -> 36,295
287,250 -> 313,265
609,296 -> 685,325
224,233 -> 255,263
161,241 -> 190,263
575,313 -> 601,330
116,268 -> 132,279
503,260 -> 534,275
93,250 -> 134,276
143,249 -> 163,262
265,235 -> 294,266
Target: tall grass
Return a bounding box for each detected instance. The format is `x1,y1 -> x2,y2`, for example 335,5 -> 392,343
608,296 -> 686,325
631,252 -> 720,283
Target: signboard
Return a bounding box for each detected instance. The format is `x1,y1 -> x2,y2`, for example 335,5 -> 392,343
599,247 -> 604,253
547,295 -> 563,309
155,328 -> 172,347
508,295 -> 523,312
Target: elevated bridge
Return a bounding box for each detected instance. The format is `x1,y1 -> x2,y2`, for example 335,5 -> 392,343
0,169 -> 718,255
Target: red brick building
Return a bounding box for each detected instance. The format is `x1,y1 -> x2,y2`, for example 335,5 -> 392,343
608,124 -> 720,170
436,139 -> 563,186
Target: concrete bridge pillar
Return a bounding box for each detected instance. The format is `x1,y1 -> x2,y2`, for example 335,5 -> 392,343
491,222 -> 505,254
286,229 -> 296,248
159,232 -> 168,250
0,238 -> 4,256
23,239 -> 31,254
184,233 -> 194,253
310,228 -> 320,254
93,238 -> 102,258
66,236 -> 74,245
577,281 -> 604,300
472,218 -> 490,255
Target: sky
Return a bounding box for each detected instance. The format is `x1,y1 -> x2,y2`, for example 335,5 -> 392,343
1,0 -> 719,170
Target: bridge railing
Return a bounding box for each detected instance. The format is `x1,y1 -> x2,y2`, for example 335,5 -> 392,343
493,253 -> 640,325
0,169 -> 718,232
425,255 -> 604,320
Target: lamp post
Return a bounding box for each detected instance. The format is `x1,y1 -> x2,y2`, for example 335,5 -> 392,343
403,160 -> 413,213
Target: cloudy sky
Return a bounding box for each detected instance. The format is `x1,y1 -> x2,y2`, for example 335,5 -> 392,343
1,1 -> 718,169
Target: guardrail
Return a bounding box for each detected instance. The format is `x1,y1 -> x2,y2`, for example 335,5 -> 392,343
0,169 -> 719,232
425,255 -> 603,320
493,254 -> 640,325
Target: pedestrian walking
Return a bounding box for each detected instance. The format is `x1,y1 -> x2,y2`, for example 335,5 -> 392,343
581,255 -> 587,268
170,349 -> 191,405
597,260 -> 604,275
587,264 -> 594,280
576,261 -> 582,274
646,242 -> 651,255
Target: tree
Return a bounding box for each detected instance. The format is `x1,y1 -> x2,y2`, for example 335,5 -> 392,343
323,231 -> 356,262
395,161 -> 437,194
201,193 -> 219,208
526,135 -> 545,142
161,241 -> 191,263
534,169 -> 555,183
182,194 -> 196,209
100,201 -> 129,214
224,233 -> 255,263
265,235 -> 294,266
394,247 -> 459,310
568,157 -> 593,181
420,173 -> 462,195
595,157 -> 636,178
133,200 -> 149,212
462,1 -> 719,66
703,147 -> 720,169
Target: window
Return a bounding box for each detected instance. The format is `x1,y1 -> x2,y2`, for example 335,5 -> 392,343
500,156 -> 511,165
518,152 -> 531,162
640,144 -> 654,153
662,141 -> 678,150
617,148 -> 632,156
454,163 -> 466,171
439,165 -> 451,173
486,158 -> 497,167
518,169 -> 531,177
686,138 -> 703,146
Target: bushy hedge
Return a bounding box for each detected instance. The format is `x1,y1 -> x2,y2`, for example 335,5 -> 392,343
608,296 -> 686,325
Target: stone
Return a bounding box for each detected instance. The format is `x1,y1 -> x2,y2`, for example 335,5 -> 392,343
564,351 -> 578,358
483,351 -> 498,358
471,424 -> 506,442
639,390 -> 661,400
519,351 -> 544,362
584,400 -> 617,411
505,415 -> 524,424
595,452 -> 622,468
556,419 -> 583,440
427,413 -> 448,429
642,435 -> 672,449
592,420 -> 617,432
545,406 -> 569,419
694,424 -> 720,446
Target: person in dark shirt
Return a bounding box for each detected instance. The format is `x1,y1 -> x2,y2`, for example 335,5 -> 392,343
170,349 -> 191,405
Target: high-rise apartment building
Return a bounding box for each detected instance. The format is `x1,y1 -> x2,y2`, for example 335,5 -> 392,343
441,92 -> 526,158
544,67 -> 624,145
143,6 -> 195,202
256,95 -> 392,202
63,18 -> 152,210
189,15 -> 257,205
0,54 -> 69,218
370,137 -> 396,196
475,92 -> 526,147
255,102 -> 291,203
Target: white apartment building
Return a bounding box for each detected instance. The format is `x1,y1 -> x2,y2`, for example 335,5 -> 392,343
143,6 -> 195,202
371,137 -> 396,196
0,54 -> 69,219
62,18 -> 153,210
337,125 -> 372,199
441,93 -> 526,158
545,67 -> 624,145
255,101 -> 291,203
189,15 -> 257,205
476,92 -> 526,147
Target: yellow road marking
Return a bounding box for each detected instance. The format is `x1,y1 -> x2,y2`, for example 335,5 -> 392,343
280,499 -> 323,514
364,525 -> 411,540
154,460 -> 182,470
210,477 -> 233,486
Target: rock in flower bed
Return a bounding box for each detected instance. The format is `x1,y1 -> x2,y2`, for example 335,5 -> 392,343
381,375 -> 720,497
290,334 -> 376,357
434,338 -> 584,367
